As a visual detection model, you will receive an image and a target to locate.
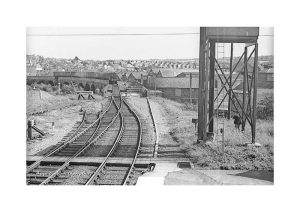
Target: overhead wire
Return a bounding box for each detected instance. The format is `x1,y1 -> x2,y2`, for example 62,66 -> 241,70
26,33 -> 274,37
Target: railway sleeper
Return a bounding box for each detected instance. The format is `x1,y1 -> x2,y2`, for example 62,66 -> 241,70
54,153 -> 77,157
27,173 -> 53,178
95,180 -> 123,185
99,174 -> 127,179
48,179 -> 67,184
105,166 -> 129,171
33,166 -> 62,171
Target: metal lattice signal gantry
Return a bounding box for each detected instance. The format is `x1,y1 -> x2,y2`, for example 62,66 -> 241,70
197,27 -> 259,144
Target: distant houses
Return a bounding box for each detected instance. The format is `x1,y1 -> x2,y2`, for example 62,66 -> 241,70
26,55 -> 273,103
26,54 -> 201,77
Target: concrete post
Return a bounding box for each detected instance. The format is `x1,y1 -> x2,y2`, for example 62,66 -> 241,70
58,82 -> 61,94
27,120 -> 34,140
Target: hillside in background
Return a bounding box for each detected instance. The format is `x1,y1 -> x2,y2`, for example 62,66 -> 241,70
26,54 -> 273,76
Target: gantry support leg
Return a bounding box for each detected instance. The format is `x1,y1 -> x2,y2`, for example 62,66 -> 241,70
242,46 -> 248,131
252,43 -> 258,143
197,27 -> 206,142
227,43 -> 233,119
208,41 -> 215,133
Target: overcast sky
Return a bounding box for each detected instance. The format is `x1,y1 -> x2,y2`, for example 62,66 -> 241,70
26,27 -> 273,60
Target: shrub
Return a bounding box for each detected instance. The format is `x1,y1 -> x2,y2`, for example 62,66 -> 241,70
42,84 -> 53,92
257,94 -> 273,120
267,127 -> 274,137
84,84 -> 90,91
34,83 -> 45,90
95,88 -> 100,95
61,84 -> 75,94
77,86 -> 84,91
52,85 -> 58,92
181,102 -> 197,111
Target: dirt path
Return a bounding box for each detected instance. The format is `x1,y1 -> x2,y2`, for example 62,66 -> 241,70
148,97 -> 181,146
148,96 -> 196,146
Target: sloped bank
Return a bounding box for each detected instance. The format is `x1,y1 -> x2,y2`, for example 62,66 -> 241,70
149,96 -> 274,170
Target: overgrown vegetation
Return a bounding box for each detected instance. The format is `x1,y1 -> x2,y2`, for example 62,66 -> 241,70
257,94 -> 273,120
61,84 -> 75,94
28,82 -> 104,95
31,83 -> 55,92
181,92 -> 274,121
152,96 -> 274,170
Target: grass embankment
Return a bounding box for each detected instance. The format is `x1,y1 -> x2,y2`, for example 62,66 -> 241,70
26,89 -> 105,115
26,89 -> 107,155
150,96 -> 273,170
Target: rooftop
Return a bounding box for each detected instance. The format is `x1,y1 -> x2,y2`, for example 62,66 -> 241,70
155,77 -> 199,89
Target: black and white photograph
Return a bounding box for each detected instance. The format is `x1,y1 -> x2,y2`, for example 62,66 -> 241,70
26,27 -> 274,185
2,1 -> 300,212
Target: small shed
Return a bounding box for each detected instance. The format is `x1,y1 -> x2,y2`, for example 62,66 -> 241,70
128,73 -> 136,82
121,73 -> 128,81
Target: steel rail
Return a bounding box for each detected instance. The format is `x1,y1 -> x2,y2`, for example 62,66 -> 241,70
40,97 -> 121,185
146,97 -> 158,158
85,99 -> 124,185
26,100 -> 112,174
122,98 -> 142,185
40,116 -> 102,185
66,111 -> 87,141
26,111 -> 86,173
85,97 -> 142,185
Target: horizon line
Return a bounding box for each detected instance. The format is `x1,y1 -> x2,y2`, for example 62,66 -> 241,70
26,54 -> 274,61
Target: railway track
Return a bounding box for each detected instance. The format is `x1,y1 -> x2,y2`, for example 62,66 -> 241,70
137,97 -> 157,158
26,110 -> 87,170
26,97 -> 119,185
85,98 -> 143,185
27,84 -> 152,185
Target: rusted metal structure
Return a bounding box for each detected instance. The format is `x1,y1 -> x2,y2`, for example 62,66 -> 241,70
197,27 -> 259,144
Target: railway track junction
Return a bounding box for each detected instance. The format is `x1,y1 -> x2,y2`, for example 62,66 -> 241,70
26,85 -> 190,185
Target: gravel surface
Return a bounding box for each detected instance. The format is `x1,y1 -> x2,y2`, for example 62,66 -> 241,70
59,165 -> 97,185
126,168 -> 148,185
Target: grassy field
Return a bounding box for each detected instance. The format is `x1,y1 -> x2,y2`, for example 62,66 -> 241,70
150,96 -> 274,170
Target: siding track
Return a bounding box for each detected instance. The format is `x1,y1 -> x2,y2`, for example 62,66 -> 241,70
26,97 -> 120,185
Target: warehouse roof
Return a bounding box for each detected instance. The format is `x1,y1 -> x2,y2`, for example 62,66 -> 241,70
155,77 -> 199,89
176,72 -> 199,78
